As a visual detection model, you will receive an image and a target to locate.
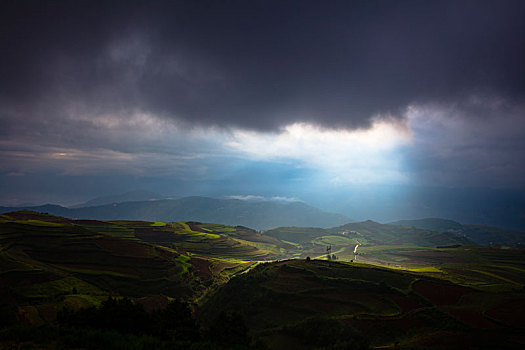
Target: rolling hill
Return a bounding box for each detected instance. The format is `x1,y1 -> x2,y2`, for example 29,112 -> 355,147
0,210 -> 298,325
1,211 -> 525,349
0,212 -> 196,324
200,259 -> 525,349
0,196 -> 351,231
390,218 -> 525,246
265,220 -> 471,247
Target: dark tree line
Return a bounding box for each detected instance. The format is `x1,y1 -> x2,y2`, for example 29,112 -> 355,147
57,297 -> 249,348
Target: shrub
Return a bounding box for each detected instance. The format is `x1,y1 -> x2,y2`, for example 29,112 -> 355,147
205,311 -> 250,348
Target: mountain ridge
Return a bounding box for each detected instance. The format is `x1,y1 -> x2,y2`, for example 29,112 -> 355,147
71,190 -> 166,208
264,219 -> 472,247
0,196 -> 350,231
389,217 -> 525,246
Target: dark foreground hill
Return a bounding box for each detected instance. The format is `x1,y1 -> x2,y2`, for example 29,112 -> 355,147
0,196 -> 350,230
390,218 -> 525,246
200,259 -> 525,349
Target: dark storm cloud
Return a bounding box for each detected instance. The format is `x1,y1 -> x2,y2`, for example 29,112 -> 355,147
1,0 -> 523,130
1,0 -> 525,208
405,99 -> 525,189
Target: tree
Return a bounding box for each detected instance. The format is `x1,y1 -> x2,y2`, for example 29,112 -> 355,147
151,300 -> 199,341
206,311 -> 250,347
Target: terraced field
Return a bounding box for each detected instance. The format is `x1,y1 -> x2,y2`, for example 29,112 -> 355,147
1,210 -> 524,349
200,259 -> 525,349
0,211 -> 295,326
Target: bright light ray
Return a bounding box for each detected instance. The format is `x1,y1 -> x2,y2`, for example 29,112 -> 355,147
226,119 -> 412,184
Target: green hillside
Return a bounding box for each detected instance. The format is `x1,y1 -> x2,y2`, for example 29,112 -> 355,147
329,220 -> 472,246
0,214 -> 193,325
264,220 -> 472,264
1,211 -> 525,349
389,218 -> 525,246
266,220 -> 470,247
0,211 -> 298,326
390,218 -> 464,232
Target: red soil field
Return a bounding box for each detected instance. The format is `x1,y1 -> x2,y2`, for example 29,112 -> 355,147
486,299 -> 525,328
389,295 -> 421,312
154,247 -> 177,260
190,257 -> 213,280
58,263 -> 138,276
412,280 -> 474,305
95,238 -> 154,258
444,307 -> 500,328
187,222 -> 212,233
393,249 -> 465,264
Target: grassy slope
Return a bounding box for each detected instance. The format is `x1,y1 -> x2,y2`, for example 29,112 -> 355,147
0,211 -> 299,325
390,218 -> 464,232
265,220 -> 470,247
200,259 -> 525,349
264,220 -> 473,264
329,220 -> 472,246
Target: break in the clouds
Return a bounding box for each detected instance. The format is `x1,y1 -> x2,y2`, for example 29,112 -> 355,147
227,119 -> 412,184
0,0 -> 524,205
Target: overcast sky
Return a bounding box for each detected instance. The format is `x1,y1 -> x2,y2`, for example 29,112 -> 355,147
1,0 -> 524,210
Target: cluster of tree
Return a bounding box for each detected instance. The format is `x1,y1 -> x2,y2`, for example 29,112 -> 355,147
57,297 -> 250,348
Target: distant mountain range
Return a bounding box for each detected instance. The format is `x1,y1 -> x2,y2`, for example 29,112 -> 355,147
0,196 -> 350,230
70,190 -> 166,208
2,192 -> 522,245
390,218 -> 525,246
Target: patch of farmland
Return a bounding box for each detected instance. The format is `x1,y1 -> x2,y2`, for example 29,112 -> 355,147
412,280 -> 474,305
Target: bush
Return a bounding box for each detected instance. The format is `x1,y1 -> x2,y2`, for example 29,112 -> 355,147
151,300 -> 199,341
58,297 -> 150,335
205,311 -> 250,348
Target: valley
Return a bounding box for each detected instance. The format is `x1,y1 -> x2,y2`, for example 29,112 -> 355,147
0,210 -> 524,349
